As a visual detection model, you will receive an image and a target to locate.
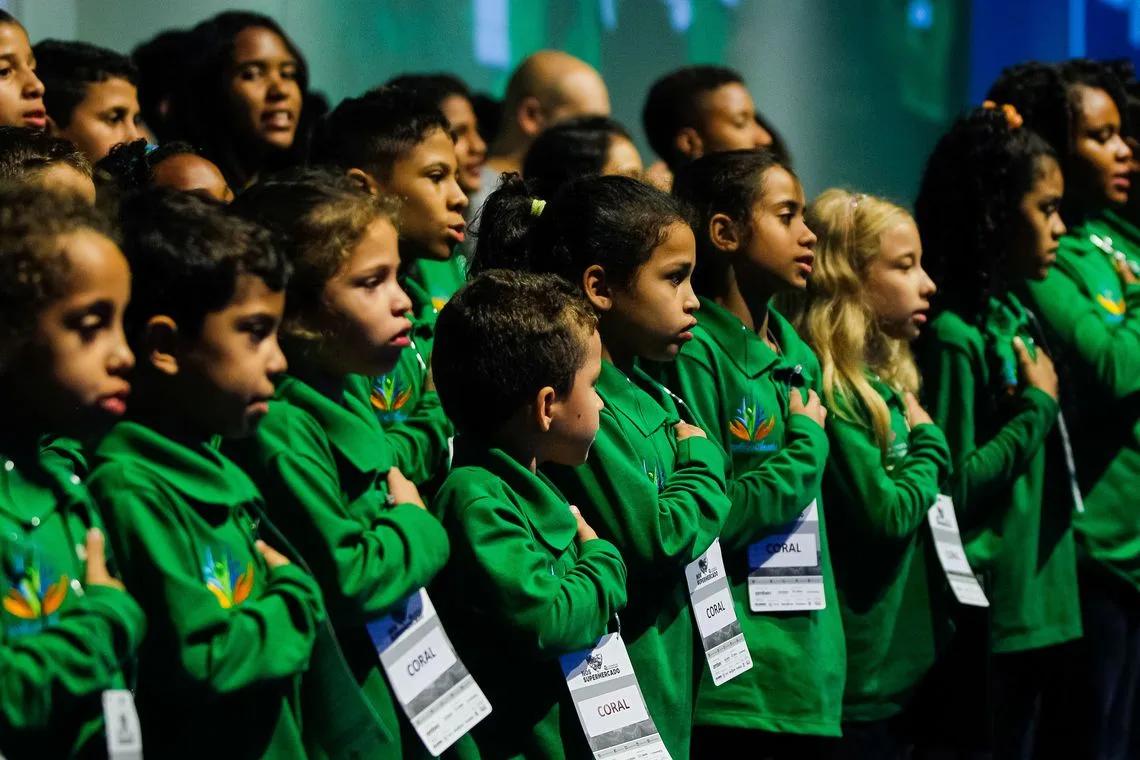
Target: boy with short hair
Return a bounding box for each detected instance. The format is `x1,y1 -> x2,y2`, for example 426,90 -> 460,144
33,40 -> 146,164
321,87 -> 469,492
0,125 -> 95,202
87,190 -> 325,759
431,269 -> 627,758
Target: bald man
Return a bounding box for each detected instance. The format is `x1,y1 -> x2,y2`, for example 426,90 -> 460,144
469,50 -> 610,217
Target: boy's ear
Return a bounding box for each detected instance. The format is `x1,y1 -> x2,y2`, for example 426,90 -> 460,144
675,127 -> 703,161
582,265 -> 613,311
709,213 -> 742,253
346,168 -> 379,196
517,96 -> 545,138
533,385 -> 557,433
143,315 -> 181,376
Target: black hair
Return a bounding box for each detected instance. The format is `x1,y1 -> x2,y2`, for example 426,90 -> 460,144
234,167 -> 399,339
755,110 -> 793,168
671,148 -> 791,298
0,184 -> 113,369
0,11 -> 17,26
95,138 -> 198,193
118,188 -> 288,339
471,173 -> 691,285
434,269 -> 597,437
319,87 -> 451,181
642,65 -> 744,170
915,107 -> 1057,319
522,115 -> 634,200
131,29 -> 192,142
470,92 -> 501,145
385,73 -> 471,108
987,59 -> 1129,219
170,11 -> 310,190
0,126 -> 91,181
33,40 -> 139,130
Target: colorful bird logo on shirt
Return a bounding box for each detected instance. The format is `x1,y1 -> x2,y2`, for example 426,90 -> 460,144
1096,290 -> 1126,322
729,396 -> 777,451
3,558 -> 67,621
203,547 -> 253,609
371,372 -> 412,415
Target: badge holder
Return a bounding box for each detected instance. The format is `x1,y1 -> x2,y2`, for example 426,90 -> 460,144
747,500 -> 827,612
102,689 -> 143,760
684,539 -> 752,685
927,495 -> 989,607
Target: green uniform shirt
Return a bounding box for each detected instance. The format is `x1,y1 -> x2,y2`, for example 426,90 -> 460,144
1021,222 -> 1140,594
0,435 -> 145,760
225,373 -> 452,759
1098,208 -> 1140,272
434,439 -> 628,760
544,360 -> 732,759
370,262 -> 457,492
654,299 -> 845,736
921,295 -> 1081,654
88,421 -> 323,759
823,374 -> 954,721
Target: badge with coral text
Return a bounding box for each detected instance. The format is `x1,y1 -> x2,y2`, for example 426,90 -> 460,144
685,539 -> 752,685
560,633 -> 670,760
367,589 -> 491,756
747,500 -> 826,612
927,495 -> 989,607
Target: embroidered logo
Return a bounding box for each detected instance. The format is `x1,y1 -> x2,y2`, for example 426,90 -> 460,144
371,371 -> 412,421
1096,290 -> 1126,323
203,547 -> 253,609
642,458 -> 665,493
729,395 -> 778,452
431,295 -> 449,313
3,556 -> 67,624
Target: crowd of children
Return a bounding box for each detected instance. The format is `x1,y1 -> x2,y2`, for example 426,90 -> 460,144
3,6 -> 1140,760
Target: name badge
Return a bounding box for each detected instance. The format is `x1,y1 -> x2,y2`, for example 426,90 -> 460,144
684,539 -> 752,685
747,500 -> 826,612
560,633 -> 671,760
927,495 -> 989,607
367,589 -> 492,756
102,689 -> 143,760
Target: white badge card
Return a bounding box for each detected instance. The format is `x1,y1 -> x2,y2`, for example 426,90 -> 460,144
684,539 -> 752,686
368,588 -> 492,756
927,495 -> 989,608
560,633 -> 671,760
747,500 -> 826,612
102,689 -> 143,760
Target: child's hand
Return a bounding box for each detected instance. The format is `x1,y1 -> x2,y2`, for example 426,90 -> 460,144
673,421 -> 707,441
569,505 -> 598,543
84,528 -> 126,591
790,389 -> 827,429
255,540 -> 291,569
1115,256 -> 1139,286
904,392 -> 934,428
1014,337 -> 1059,400
386,467 -> 426,510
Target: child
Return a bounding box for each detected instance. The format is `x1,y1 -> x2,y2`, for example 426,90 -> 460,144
522,115 -> 643,200
915,104 -> 1079,758
0,185 -> 141,760
0,12 -> 44,130
321,87 -> 469,490
474,173 -> 733,759
785,188 -> 951,757
228,169 -> 452,759
0,126 -> 95,203
990,61 -> 1140,757
173,11 -> 308,190
431,268 -> 627,758
642,66 -> 774,178
663,149 -> 842,757
86,189 -> 324,758
33,40 -> 146,164
96,138 -> 233,202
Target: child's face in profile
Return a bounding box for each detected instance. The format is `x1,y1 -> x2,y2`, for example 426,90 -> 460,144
385,126 -> 469,260
34,163 -> 96,205
741,166 -> 816,293
178,274 -> 286,438
227,26 -> 302,153
545,327 -> 604,466
0,23 -> 44,129
1010,155 -> 1065,281
14,229 -> 133,433
864,218 -> 935,341
151,153 -> 234,203
1071,84 -> 1133,207
314,217 -> 413,377
694,83 -> 771,156
605,221 -> 700,362
439,94 -> 486,195
55,77 -> 144,163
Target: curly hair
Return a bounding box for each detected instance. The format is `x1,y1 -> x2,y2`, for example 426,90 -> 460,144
0,126 -> 90,181
915,107 -> 1057,320
95,138 -> 198,193
233,167 -> 400,341
0,184 -> 115,370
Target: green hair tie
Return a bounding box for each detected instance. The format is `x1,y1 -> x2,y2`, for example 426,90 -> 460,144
530,198 -> 547,217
